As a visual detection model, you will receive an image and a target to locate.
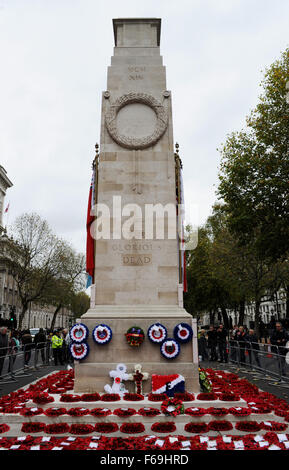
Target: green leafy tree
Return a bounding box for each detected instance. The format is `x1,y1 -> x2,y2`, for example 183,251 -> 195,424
218,48 -> 289,260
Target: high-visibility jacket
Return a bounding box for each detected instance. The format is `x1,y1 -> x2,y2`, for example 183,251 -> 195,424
51,335 -> 63,349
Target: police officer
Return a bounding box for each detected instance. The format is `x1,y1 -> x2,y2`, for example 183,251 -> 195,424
51,330 -> 63,366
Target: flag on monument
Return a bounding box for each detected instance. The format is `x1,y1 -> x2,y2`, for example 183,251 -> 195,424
151,374 -> 185,396
86,173 -> 95,287
179,169 -> 187,292
4,202 -> 10,213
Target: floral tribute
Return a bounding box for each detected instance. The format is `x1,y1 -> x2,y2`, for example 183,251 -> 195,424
20,407 -> 44,417
148,393 -> 168,402
80,393 -> 101,402
174,392 -> 195,401
100,393 -> 121,402
173,323 -> 193,344
94,423 -> 119,433
151,422 -> 176,433
197,392 -> 217,401
160,339 -> 180,360
208,420 -> 233,431
119,423 -> 145,434
207,407 -> 229,417
89,408 -> 112,417
184,422 -> 208,433
161,398 -> 184,416
70,424 -> 95,435
185,407 -> 207,417
45,423 -> 70,434
67,408 -> 90,417
0,424 -> 9,433
125,326 -> 145,347
69,342 -> 89,361
138,407 -> 161,417
113,408 -> 136,417
60,394 -> 81,403
123,393 -> 144,401
21,422 -> 46,433
69,323 -> 89,343
44,408 -> 67,417
235,421 -> 262,432
92,324 -> 112,345
147,323 -> 167,344
32,392 -> 54,405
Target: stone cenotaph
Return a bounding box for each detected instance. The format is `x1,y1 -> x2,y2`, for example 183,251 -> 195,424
74,18 -> 199,393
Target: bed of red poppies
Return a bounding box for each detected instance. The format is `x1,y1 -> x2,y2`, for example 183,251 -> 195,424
0,368 -> 289,450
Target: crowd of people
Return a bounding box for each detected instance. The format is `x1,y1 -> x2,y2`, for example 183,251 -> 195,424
0,327 -> 73,378
198,322 -> 289,376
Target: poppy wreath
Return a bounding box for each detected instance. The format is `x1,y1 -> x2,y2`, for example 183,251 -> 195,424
208,420 -> 233,431
125,326 -> 145,347
184,422 -> 208,433
69,342 -> 89,361
92,324 -> 112,345
45,423 -> 70,434
67,407 -> 90,417
261,421 -> 288,431
120,423 -> 145,434
219,392 -> 240,401
161,398 -> 184,416
207,407 -> 229,417
249,404 -> 273,414
235,421 -> 262,432
44,408 -> 67,417
160,338 -> 180,360
0,424 -> 9,433
94,423 -> 119,433
138,407 -> 161,417
174,392 -> 195,401
147,323 -> 167,344
113,408 -> 136,417
148,393 -> 167,402
185,407 -> 207,417
48,387 -> 67,394
70,424 -> 95,435
100,394 -> 121,402
90,408 -> 112,417
69,323 -> 89,343
20,407 -> 44,417
123,393 -> 144,401
197,392 -> 217,401
60,394 -> 81,403
80,393 -> 101,402
21,422 -> 46,433
229,407 -> 252,417
32,392 -> 54,405
173,323 -> 193,344
151,422 -> 176,433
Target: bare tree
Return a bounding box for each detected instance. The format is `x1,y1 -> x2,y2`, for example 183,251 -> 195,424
8,213 -> 68,329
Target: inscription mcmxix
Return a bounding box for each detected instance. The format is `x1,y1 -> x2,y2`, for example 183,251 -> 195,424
122,254 -> 152,266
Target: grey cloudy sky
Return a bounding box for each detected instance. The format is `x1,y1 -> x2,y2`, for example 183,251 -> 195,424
1,0 -> 289,255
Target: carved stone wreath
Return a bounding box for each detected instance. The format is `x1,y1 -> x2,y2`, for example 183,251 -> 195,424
105,92 -> 168,150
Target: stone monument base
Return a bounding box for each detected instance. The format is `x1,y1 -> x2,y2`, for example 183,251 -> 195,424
74,305 -> 199,393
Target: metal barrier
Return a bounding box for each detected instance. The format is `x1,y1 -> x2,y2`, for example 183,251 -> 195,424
0,341 -> 57,388
227,340 -> 289,386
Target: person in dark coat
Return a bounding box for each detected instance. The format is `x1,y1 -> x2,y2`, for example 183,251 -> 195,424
207,325 -> 218,361
217,324 -> 228,363
270,322 -> 289,376
21,330 -> 33,366
246,329 -> 261,368
236,326 -> 248,365
34,328 -> 47,364
0,327 -> 8,377
198,330 -> 208,361
229,325 -> 239,362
